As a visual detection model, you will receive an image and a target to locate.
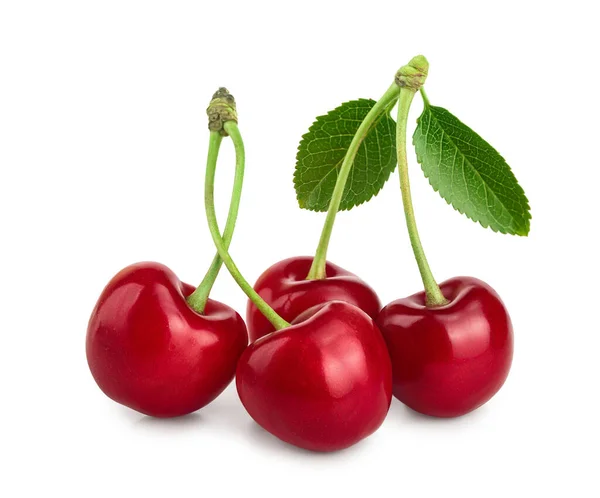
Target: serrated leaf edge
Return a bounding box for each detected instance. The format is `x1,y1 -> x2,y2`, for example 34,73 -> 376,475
412,106 -> 531,236
293,98 -> 397,212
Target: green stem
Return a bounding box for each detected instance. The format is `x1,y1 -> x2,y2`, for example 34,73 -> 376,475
204,124 -> 290,330
396,87 -> 448,306
306,83 -> 401,280
419,87 -> 430,107
187,125 -> 245,314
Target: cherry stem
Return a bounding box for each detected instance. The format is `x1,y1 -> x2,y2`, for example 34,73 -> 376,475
204,124 -> 290,330
187,128 -> 243,314
306,83 -> 401,280
395,57 -> 448,307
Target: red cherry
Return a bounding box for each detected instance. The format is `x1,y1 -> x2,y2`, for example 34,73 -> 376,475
376,276 -> 513,418
236,301 -> 392,452
247,256 -> 381,342
86,262 -> 248,418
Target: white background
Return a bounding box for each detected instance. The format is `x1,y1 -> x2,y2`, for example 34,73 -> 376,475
1,1 -> 598,496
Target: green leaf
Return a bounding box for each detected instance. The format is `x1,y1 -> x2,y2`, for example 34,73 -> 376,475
413,105 -> 531,235
294,99 -> 397,211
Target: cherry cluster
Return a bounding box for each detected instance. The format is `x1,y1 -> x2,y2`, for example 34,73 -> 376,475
87,57 -> 519,453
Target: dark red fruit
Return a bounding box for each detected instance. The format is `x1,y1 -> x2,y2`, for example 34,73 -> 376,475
376,277 -> 513,418
86,262 -> 248,418
247,256 -> 380,342
237,301 -> 392,452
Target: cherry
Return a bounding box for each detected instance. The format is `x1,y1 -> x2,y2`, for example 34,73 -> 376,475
87,87 -> 250,418
376,277 -> 513,418
375,57 -> 518,417
247,256 -> 380,342
86,262 -> 248,418
237,301 -> 392,452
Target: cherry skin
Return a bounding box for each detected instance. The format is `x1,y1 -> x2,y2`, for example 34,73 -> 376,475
236,301 -> 392,452
376,276 -> 513,418
86,262 -> 248,418
247,256 -> 381,343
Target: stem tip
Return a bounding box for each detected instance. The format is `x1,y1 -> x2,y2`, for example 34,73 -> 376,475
395,55 -> 429,91
207,87 -> 238,136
